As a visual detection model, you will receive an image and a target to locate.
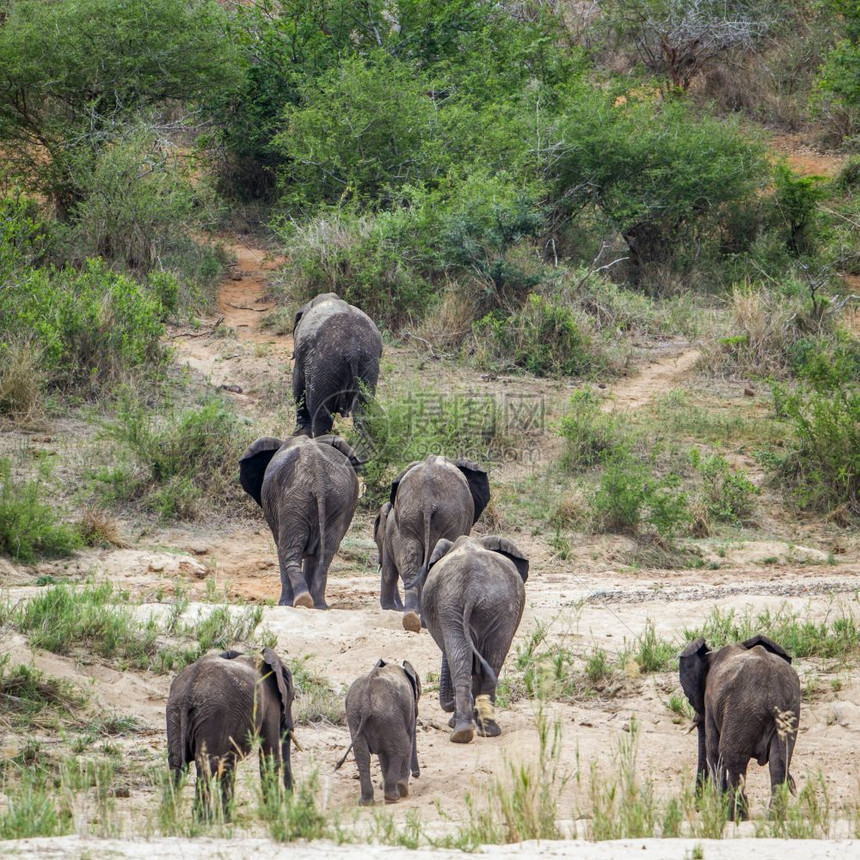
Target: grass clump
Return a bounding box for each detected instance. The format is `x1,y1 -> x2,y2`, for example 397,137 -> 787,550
0,458 -> 81,562
289,656 -> 344,726
690,450 -> 758,528
258,770 -> 327,843
0,771 -> 71,840
559,389 -> 627,470
100,393 -> 247,519
0,657 -> 87,728
0,341 -> 44,423
685,602 -> 860,661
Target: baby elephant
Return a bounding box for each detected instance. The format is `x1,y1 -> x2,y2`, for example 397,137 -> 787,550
166,648 -> 296,819
679,634 -> 801,820
422,535 -> 528,743
336,660 -> 421,806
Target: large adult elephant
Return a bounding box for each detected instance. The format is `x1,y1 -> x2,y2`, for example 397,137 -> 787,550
166,648 -> 295,819
239,434 -> 361,608
292,293 -> 383,437
421,534 -> 528,744
373,455 -> 490,632
679,634 -> 801,820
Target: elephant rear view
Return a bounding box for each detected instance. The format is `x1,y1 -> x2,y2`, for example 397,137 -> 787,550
166,648 -> 295,819
336,659 -> 421,806
239,434 -> 362,608
422,535 -> 528,744
679,634 -> 801,820
374,455 -> 490,632
292,292 -> 383,437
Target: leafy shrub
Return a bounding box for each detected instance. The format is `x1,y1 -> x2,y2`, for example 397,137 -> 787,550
772,163 -> 829,257
558,390 -> 628,470
272,207 -> 433,328
101,395 -> 246,519
474,296 -> 607,378
591,452 -> 689,537
1,259 -> 165,391
0,459 -> 80,562
551,96 -> 769,273
0,341 -> 44,423
691,451 -> 758,525
771,374 -> 860,514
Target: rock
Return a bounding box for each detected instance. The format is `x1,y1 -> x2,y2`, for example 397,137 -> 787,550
830,701 -> 860,728
744,386 -> 756,397
188,543 -> 209,556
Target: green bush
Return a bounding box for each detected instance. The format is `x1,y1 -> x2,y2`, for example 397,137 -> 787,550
0,0 -> 238,212
475,296 -> 605,378
1,259 -> 165,391
101,394 -> 247,519
772,163 -> 829,257
558,390 -> 628,470
272,206 -> 434,328
591,452 -> 689,537
0,459 -> 80,563
772,375 -> 860,514
691,451 -> 758,525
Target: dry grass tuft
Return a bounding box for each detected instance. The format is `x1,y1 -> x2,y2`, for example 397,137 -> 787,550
76,507 -> 128,548
0,341 -> 44,424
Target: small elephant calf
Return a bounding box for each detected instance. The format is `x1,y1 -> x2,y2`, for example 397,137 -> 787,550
336,660 -> 421,806
166,648 -> 296,819
679,634 -> 801,820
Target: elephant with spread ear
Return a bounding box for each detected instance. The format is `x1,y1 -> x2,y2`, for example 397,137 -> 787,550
166,648 -> 295,819
373,455 -> 490,633
239,434 -> 361,608
421,535 -> 528,744
679,634 -> 801,820
335,659 -> 421,806
292,292 -> 383,437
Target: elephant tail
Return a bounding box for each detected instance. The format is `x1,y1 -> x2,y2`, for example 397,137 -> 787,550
315,489 -> 327,585
462,602 -> 496,688
419,509 -> 433,585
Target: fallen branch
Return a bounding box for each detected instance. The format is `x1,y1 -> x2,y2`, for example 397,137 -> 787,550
227,302 -> 274,312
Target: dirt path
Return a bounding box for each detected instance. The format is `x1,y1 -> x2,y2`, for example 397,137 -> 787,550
602,344 -> 700,412
170,237 -> 291,394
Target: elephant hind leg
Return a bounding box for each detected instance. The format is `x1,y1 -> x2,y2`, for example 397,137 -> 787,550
438,654 -> 455,713
380,751 -> 404,804
353,735 -> 374,807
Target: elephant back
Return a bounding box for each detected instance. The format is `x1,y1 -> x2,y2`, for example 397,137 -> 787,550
294,295 -> 381,354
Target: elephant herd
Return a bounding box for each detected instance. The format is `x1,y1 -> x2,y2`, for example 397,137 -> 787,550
165,293 -> 802,821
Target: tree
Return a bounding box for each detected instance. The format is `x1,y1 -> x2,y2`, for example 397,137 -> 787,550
814,0 -> 860,139
0,0 -> 238,213
605,0 -> 776,91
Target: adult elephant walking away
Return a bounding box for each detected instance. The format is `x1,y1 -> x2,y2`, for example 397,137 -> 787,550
166,648 -> 295,819
239,434 -> 361,608
373,455 -> 490,632
679,634 -> 801,820
421,535 -> 528,743
292,292 -> 383,437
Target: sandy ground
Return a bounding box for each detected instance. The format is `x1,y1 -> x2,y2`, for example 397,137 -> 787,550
3,235 -> 860,854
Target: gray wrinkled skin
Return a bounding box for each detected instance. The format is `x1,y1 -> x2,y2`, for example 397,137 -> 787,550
420,535 -> 528,744
341,661 -> 421,806
165,649 -> 294,818
679,635 -> 801,820
292,293 -> 382,436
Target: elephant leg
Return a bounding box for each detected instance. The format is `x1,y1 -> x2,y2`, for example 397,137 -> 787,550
410,724 -> 420,779
193,757 -> 213,821
379,750 -> 402,804
277,542 -> 311,608
379,552 -> 402,611
398,753 -> 412,798
767,732 -> 795,798
438,654 -> 455,713
308,548 -> 336,610
451,679 -> 475,744
353,734 -> 374,806
219,765 -> 236,820
301,554 -> 328,609
724,758 -> 750,821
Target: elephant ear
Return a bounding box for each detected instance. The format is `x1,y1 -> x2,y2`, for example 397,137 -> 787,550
455,458 -> 490,524
741,634 -> 793,664
374,503 -> 392,563
678,638 -> 710,716
260,648 -> 294,731
402,660 -> 421,702
389,462 -> 421,505
427,537 -> 455,571
315,435 -> 364,472
476,536 -> 529,583
239,437 -> 284,507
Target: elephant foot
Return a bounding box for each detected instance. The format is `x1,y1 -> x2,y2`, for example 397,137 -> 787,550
384,793 -> 401,804
397,781 -> 409,798
474,694 -> 501,737
402,611 -> 421,633
313,601 -> 329,610
447,715 -> 457,729
476,717 -> 501,738
450,719 -> 475,744
293,592 -> 314,609
359,796 -> 374,807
